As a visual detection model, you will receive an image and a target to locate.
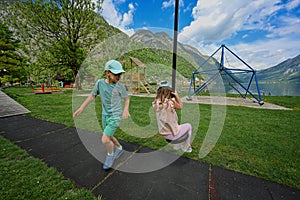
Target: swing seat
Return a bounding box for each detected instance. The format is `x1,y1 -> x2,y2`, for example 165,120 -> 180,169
165,131 -> 189,144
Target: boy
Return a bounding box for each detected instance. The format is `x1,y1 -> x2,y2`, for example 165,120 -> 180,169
73,60 -> 130,169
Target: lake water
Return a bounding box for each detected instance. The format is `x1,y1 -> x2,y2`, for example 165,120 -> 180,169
225,81 -> 300,96
258,82 -> 300,96
183,81 -> 300,97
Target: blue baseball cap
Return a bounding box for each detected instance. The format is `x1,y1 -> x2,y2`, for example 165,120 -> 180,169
104,60 -> 125,74
158,80 -> 172,90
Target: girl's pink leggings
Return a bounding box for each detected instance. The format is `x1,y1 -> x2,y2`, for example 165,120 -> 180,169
163,123 -> 192,147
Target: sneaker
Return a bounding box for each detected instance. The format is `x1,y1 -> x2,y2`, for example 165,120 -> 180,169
103,154 -> 114,170
182,145 -> 192,153
114,147 -> 124,159
173,143 -> 182,150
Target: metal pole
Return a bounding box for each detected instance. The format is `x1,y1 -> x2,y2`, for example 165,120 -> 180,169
172,0 -> 179,91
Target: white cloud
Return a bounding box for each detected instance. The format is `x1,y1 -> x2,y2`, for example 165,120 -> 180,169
266,16 -> 300,38
162,0 -> 174,9
230,38 -> 299,70
242,34 -> 248,39
178,0 -> 300,69
121,3 -> 135,27
180,0 -> 266,43
181,36 -> 299,70
101,0 -> 136,36
162,0 -> 184,9
101,0 -> 122,26
183,3 -> 193,13
285,0 -> 300,10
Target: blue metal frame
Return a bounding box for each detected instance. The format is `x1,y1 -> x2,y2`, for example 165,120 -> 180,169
187,44 -> 264,105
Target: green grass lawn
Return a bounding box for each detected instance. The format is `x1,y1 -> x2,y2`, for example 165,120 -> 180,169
2,87 -> 300,192
0,88 -> 101,199
0,136 -> 101,199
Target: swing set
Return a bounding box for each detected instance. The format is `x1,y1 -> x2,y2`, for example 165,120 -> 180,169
186,44 -> 264,105
166,0 -> 264,146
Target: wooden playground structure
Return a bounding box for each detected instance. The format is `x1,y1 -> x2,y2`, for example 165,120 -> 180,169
32,57 -> 156,94
121,57 -> 156,94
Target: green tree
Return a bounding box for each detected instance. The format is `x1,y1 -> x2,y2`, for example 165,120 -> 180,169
7,0 -> 120,86
0,22 -> 26,85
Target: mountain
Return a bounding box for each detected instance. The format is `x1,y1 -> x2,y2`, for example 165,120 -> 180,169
127,30 -> 299,89
119,29 -> 221,86
257,54 -> 300,82
129,30 -> 211,74
121,29 -> 299,95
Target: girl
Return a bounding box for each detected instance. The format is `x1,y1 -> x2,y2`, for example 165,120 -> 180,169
152,81 -> 192,152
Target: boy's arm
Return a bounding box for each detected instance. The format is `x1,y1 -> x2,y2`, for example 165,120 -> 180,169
122,97 -> 130,119
73,94 -> 96,118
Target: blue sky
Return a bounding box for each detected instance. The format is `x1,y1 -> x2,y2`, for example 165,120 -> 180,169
99,0 -> 300,70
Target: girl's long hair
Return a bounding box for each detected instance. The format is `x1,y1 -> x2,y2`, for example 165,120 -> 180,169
154,87 -> 174,109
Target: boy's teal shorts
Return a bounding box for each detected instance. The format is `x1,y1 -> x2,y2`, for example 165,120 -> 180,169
102,115 -> 121,137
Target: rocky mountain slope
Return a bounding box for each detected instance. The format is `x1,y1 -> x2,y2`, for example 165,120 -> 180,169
257,55 -> 300,82
127,29 -> 299,85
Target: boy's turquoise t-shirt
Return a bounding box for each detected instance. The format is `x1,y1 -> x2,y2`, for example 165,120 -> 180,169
91,79 -> 128,117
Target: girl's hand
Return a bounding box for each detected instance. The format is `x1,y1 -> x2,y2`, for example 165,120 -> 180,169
171,90 -> 183,110
171,90 -> 179,98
